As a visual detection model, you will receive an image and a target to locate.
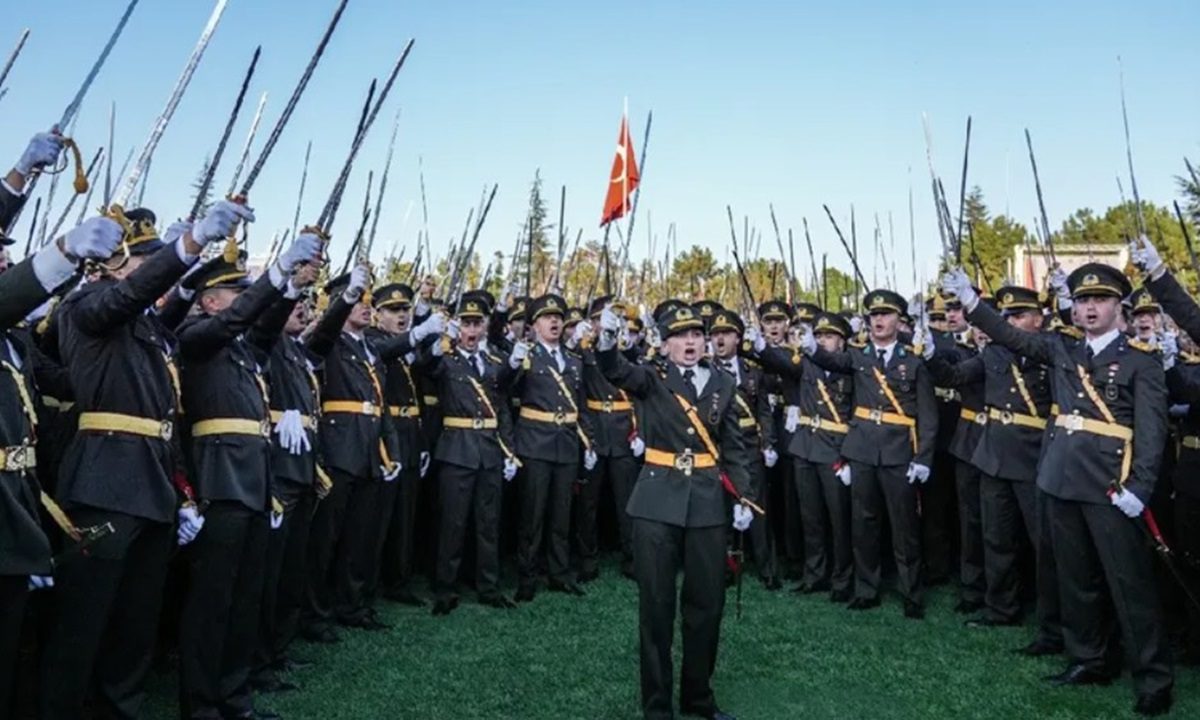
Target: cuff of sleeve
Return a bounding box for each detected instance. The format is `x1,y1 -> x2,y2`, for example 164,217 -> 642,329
31,244 -> 77,292
1,177 -> 24,197
174,238 -> 200,264
178,287 -> 195,302
267,263 -> 287,290
283,280 -> 302,300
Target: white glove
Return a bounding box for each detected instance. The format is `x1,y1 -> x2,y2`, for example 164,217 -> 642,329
598,306 -> 622,351
1048,266 -> 1070,300
799,325 -> 817,355
573,320 -> 594,346
503,457 -> 519,482
177,505 -> 205,546
509,340 -> 531,369
419,451 -> 431,478
1110,488 -> 1145,518
1161,332 -> 1179,371
1130,235 -> 1165,278
446,318 -> 461,342
411,312 -> 446,343
732,503 -> 753,532
270,508 -> 284,530
27,575 -> 54,591
647,327 -> 663,350
745,325 -> 767,353
277,232 -> 323,273
15,130 -> 64,176
918,324 -> 935,360
762,448 -> 778,468
381,462 -> 402,482
630,434 -> 645,457
784,406 -> 800,433
835,463 -> 851,486
906,462 -> 931,485
940,268 -> 978,312
344,263 -> 369,302
1169,404 -> 1190,419
584,449 -> 598,471
849,316 -> 863,334
273,409 -> 311,456
62,216 -> 124,259
191,200 -> 254,248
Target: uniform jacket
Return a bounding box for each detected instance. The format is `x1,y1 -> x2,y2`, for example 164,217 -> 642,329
498,342 -> 595,464
267,327 -> 321,489
598,349 -> 753,528
0,328 -> 52,575
756,347 -> 853,464
711,355 -> 776,455
367,327 -> 426,470
427,346 -> 515,471
1166,359 -> 1200,500
0,179 -> 28,234
0,254 -> 56,330
925,333 -> 986,465
578,346 -> 637,458
968,301 -> 1167,505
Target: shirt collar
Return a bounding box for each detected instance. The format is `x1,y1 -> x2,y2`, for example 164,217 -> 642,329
1087,328 -> 1121,356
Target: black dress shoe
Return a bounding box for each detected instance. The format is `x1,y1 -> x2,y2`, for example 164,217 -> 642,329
903,601 -> 925,620
829,588 -> 851,603
299,625 -> 340,645
577,568 -> 600,584
384,588 -> 426,607
547,579 -> 585,596
479,593 -> 517,609
514,585 -> 536,603
761,576 -> 783,591
1133,688 -> 1173,716
965,615 -> 1019,628
847,597 -> 880,611
680,705 -> 736,720
953,599 -> 983,615
1015,639 -> 1063,657
431,596 -> 460,616
1044,664 -> 1112,687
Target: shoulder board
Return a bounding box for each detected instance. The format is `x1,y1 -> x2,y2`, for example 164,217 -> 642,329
1179,351 -> 1200,365
743,357 -> 760,370
485,353 -> 502,364
1127,338 -> 1156,354
1057,326 -> 1083,339
848,338 -> 867,349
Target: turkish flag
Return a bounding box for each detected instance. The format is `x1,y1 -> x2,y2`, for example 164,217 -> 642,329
600,113 -> 640,226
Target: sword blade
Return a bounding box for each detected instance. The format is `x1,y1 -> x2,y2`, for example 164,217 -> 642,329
61,0 -> 140,128
0,28 -> 31,93
191,45 -> 261,220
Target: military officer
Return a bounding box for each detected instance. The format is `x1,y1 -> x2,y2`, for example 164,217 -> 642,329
945,260 -> 1173,716
1128,287 -> 1163,342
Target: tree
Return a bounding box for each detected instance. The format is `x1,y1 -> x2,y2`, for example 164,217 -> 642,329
189,156 -> 213,218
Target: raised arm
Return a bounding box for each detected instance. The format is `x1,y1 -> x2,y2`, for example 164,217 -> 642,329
964,299 -> 1054,366
178,272 -> 284,361
1147,269 -> 1200,342
925,351 -> 984,388
596,345 -> 656,398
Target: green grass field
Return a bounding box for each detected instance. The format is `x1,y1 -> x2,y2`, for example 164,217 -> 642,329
145,568 -> 1199,719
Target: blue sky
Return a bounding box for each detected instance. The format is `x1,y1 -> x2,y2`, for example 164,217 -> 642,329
3,0 -> 1198,295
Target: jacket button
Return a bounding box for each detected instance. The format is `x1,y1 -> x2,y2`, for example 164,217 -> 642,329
686,428 -> 695,435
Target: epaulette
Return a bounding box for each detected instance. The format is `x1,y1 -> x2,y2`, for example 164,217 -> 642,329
1127,338 -> 1156,354
848,336 -> 867,349
485,353 -> 503,364
1057,325 -> 1083,340
743,357 -> 761,370
1180,351 -> 1200,365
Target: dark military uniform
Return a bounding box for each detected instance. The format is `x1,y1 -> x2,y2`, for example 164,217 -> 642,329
41,214 -> 192,720
756,312 -> 856,599
598,306 -> 754,720
808,290 -> 938,613
969,264 -> 1172,702
176,257 -> 291,719
426,298 -> 516,612
500,294 -> 595,596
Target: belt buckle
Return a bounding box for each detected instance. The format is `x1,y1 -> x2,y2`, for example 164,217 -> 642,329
159,420 -> 174,442
868,408 -> 883,424
1063,414 -> 1084,434
4,446 -> 26,472
674,449 -> 695,476
999,410 -> 1014,425
974,411 -> 987,426
399,406 -> 412,418
602,400 -> 613,412
472,417 -> 484,430
361,401 -> 375,415
809,415 -> 822,430
260,419 -> 272,438
553,411 -> 567,425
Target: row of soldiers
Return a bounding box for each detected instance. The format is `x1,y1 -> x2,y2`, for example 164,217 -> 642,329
0,123 -> 1197,719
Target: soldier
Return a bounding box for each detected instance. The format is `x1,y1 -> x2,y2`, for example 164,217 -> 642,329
0,217 -> 123,715
175,233 -> 321,720
945,261 -> 1173,716
749,311 -> 856,601
425,294 -> 519,615
800,289 -> 938,619
501,293 -> 596,600
1128,288 -> 1163,342
573,296 -> 642,582
754,300 -> 800,576
40,201 -> 250,720
369,282 -> 432,606
596,301 -> 754,720
709,309 -> 780,588
1,128 -> 64,230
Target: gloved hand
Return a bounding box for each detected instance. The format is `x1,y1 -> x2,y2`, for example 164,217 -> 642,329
835,462 -> 852,486
509,340 -> 531,370
192,200 -> 254,248
584,449 -> 598,471
745,325 -> 767,353
732,503 -> 753,532
503,457 -> 519,482
61,216 -> 124,259
1110,488 -> 1145,518
940,268 -> 978,312
1130,235 -> 1165,278
572,320 -> 594,346
273,409 -> 311,456
344,263 -> 369,302
784,406 -> 800,433
411,312 -> 446,343
419,451 -> 431,478
906,462 -> 931,485
799,324 -> 817,355
647,327 -> 663,350
598,306 -> 622,351
762,448 -> 778,468
1048,265 -> 1070,300
1169,403 -> 1191,419
446,318 -> 461,342
15,129 -> 64,177
629,434 -> 645,457
381,461 -> 402,482
177,505 -> 205,546
27,575 -> 54,591
277,232 -> 323,273
849,316 -> 863,334
918,324 -> 935,360
270,507 -> 284,530
1161,332 -> 1179,371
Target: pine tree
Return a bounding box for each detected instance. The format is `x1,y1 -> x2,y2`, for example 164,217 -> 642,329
189,156 -> 214,218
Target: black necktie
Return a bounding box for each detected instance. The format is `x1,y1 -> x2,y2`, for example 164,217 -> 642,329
469,353 -> 482,377
683,368 -> 697,400
877,349 -> 887,364
1085,345 -> 1095,364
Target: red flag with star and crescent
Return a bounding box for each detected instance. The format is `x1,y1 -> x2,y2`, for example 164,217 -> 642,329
600,113 -> 640,226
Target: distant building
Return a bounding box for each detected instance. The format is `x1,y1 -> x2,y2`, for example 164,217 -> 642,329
1006,244 -> 1129,290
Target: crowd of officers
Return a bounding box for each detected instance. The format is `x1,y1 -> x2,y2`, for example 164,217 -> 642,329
0,127 -> 1197,720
